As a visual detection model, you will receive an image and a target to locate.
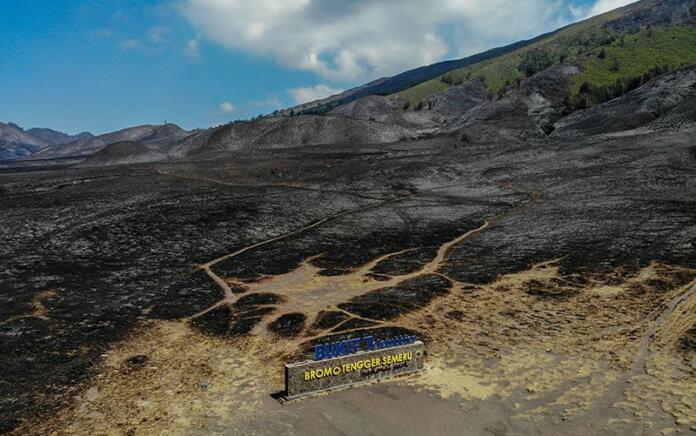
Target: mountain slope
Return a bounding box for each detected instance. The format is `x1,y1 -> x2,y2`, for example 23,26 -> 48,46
271,0 -> 696,143
7,0 -> 696,167
552,65 -> 696,138
0,122 -> 49,160
0,123 -> 97,160
170,115 -> 415,159
396,0 -> 696,108
327,79 -> 490,130
0,124 -> 54,160
279,26 -> 570,116
33,123 -> 189,159
78,141 -> 161,167
445,63 -> 581,141
26,128 -> 93,146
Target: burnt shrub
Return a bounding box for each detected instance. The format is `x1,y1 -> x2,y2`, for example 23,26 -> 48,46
268,313 -> 307,337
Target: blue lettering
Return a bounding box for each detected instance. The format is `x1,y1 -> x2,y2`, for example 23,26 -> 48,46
313,335 -> 418,361
315,344 -> 325,360
350,338 -> 361,353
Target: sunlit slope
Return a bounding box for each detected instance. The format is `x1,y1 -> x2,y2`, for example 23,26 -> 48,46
396,0 -> 696,109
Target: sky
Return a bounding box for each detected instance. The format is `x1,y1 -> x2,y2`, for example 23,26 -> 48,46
0,0 -> 635,134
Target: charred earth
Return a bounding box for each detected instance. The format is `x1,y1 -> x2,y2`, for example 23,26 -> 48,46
2,0 -> 696,433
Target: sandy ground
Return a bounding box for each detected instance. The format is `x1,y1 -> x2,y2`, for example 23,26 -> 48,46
21,259 -> 696,435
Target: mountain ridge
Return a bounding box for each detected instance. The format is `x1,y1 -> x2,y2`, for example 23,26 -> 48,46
0,122 -> 94,160
31,123 -> 189,159
4,0 -> 695,166
278,24 -> 574,117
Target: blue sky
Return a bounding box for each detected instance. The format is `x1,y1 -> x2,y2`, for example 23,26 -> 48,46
0,0 -> 633,134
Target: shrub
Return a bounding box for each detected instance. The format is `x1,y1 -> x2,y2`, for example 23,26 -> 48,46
519,49 -> 554,77
570,62 -> 675,113
611,58 -> 621,72
441,75 -> 456,85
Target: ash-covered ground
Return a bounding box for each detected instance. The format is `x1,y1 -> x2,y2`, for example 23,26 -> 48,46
1,130 -> 696,434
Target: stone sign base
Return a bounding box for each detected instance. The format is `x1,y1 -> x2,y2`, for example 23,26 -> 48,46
284,341 -> 425,400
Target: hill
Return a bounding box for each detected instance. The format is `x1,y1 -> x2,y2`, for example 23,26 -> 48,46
170,115 -> 415,159
78,141 -> 161,167
394,0 -> 696,110
6,0 -> 696,168
0,123 -> 93,160
279,27 -> 569,116
33,123 -> 189,159
26,128 -> 93,146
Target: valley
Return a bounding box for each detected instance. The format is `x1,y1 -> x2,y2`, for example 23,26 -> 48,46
2,0 -> 696,434
2,126 -> 695,434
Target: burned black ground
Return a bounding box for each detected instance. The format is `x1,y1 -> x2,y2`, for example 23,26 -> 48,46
1,129 -> 695,432
338,274 -> 452,320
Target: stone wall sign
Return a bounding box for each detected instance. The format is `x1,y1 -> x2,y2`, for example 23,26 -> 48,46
284,336 -> 425,400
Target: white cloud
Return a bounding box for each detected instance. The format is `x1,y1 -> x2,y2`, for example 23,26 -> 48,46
184,39 -> 200,59
180,0 -> 581,82
118,38 -> 145,50
251,96 -> 284,110
148,26 -> 171,44
219,101 -> 236,113
584,0 -> 636,18
180,0 -> 640,83
288,84 -> 344,105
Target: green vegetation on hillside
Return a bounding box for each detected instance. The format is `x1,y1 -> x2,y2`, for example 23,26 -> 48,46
396,5 -> 696,111
396,8 -> 627,105
566,26 -> 696,109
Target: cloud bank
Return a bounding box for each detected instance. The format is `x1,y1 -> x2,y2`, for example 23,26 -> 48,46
585,0 -> 635,17
219,101 -> 236,113
289,84 -> 344,104
180,0 -> 637,108
180,0 -> 601,82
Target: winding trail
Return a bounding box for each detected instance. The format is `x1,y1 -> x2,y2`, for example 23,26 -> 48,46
201,193 -> 426,271
185,181 -> 542,338
182,172 -> 545,345
186,192 -> 418,319
630,281 -> 696,374
189,216 -> 491,342
581,279 -> 696,424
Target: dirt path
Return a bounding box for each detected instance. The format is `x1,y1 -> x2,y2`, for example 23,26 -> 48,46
581,280 -> 696,424
245,220 -> 491,339
631,281 -> 696,374
186,192 -> 418,320
187,200 -> 491,341
186,184 -> 538,340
